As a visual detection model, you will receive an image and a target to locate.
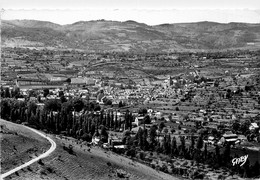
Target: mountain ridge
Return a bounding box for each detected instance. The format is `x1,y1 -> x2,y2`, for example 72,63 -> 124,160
2,19 -> 260,52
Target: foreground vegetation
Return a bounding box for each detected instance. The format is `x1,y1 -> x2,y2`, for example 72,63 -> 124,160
1,91 -> 260,179
0,119 -> 50,174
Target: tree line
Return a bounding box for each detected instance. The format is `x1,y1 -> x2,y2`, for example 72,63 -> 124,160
1,96 -> 133,142
1,89 -> 259,178
121,124 -> 260,178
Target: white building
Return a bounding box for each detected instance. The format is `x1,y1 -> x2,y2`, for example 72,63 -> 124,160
249,123 -> 259,131
134,116 -> 144,126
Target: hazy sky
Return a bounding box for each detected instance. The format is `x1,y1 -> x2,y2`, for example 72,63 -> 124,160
1,0 -> 260,25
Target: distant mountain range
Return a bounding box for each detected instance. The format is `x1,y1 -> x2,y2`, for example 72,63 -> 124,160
2,19 -> 260,52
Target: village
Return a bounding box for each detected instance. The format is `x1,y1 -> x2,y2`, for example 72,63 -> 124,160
1,47 -> 260,178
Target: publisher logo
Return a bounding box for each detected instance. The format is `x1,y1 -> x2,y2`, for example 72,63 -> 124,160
232,155 -> 248,167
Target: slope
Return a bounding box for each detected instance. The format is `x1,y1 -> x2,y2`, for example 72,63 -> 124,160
2,20 -> 260,52
0,119 -> 51,175
5,134 -> 180,180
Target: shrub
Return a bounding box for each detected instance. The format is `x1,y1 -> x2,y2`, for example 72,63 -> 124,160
27,166 -> 32,171
38,159 -> 44,165
63,144 -> 75,155
46,166 -> 54,173
40,165 -> 55,175
160,164 -> 168,173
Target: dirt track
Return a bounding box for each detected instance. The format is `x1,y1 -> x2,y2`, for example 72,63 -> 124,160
6,134 -> 180,180
1,123 -> 56,179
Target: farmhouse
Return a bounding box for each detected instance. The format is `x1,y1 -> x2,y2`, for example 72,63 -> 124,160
134,116 -> 145,126
249,123 -> 259,131
220,132 -> 238,144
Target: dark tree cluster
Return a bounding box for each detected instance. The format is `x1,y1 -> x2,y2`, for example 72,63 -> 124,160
1,92 -> 260,178
0,97 -> 133,143
122,126 -> 260,178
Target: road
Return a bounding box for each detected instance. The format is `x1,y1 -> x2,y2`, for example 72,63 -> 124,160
1,126 -> 56,179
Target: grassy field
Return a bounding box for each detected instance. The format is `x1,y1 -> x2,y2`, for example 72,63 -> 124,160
5,134 -> 180,180
0,119 -> 50,174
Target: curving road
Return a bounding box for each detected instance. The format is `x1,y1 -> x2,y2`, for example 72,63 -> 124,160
1,126 -> 56,179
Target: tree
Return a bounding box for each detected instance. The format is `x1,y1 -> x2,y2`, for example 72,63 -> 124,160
163,134 -> 171,154
149,125 -> 157,148
180,136 -> 186,152
43,88 -> 50,97
214,145 -> 221,167
159,122 -> 165,133
44,99 -> 61,112
1,86 -> 4,98
4,88 -> 11,98
226,89 -> 232,99
223,143 -> 231,165
82,133 -> 92,142
28,89 -> 37,98
163,128 -> 169,134
58,91 -> 64,97
142,128 -> 149,150
196,135 -> 203,149
171,137 -> 177,157
66,78 -> 71,84
240,121 -> 250,134
72,98 -> 85,112
122,129 -> 131,145
1,98 -> 12,119
232,120 -> 240,132
60,95 -> 67,103
251,161 -> 260,177
118,101 -> 125,108
100,126 -> 108,143
143,115 -> 151,124
61,101 -> 73,113
138,108 -> 147,116
183,114 -> 189,121
194,149 -> 202,163
27,101 -> 37,115
190,135 -> 195,149
136,127 -> 144,149
12,87 -> 20,98
90,123 -> 96,136
242,158 -> 251,178
104,98 -> 112,106
171,128 -> 175,134
203,143 -> 208,160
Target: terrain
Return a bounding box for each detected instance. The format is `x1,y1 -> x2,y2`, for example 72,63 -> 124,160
2,20 -> 260,52
3,133 -> 180,180
0,119 -> 51,174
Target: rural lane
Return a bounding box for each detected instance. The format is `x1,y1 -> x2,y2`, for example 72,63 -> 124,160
1,125 -> 56,179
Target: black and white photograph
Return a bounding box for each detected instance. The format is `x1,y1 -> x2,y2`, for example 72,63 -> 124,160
1,0 -> 260,179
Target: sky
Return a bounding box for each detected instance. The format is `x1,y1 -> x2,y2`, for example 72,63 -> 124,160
1,0 -> 260,25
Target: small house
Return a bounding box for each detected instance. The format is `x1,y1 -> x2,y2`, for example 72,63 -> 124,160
219,132 -> 238,144
249,123 -> 259,131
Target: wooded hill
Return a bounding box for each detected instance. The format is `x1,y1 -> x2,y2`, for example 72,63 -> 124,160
2,20 -> 260,52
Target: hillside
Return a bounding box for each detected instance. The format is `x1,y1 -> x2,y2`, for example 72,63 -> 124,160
2,19 -> 260,52
0,119 -> 50,174
4,134 -> 180,180
0,119 -> 178,180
